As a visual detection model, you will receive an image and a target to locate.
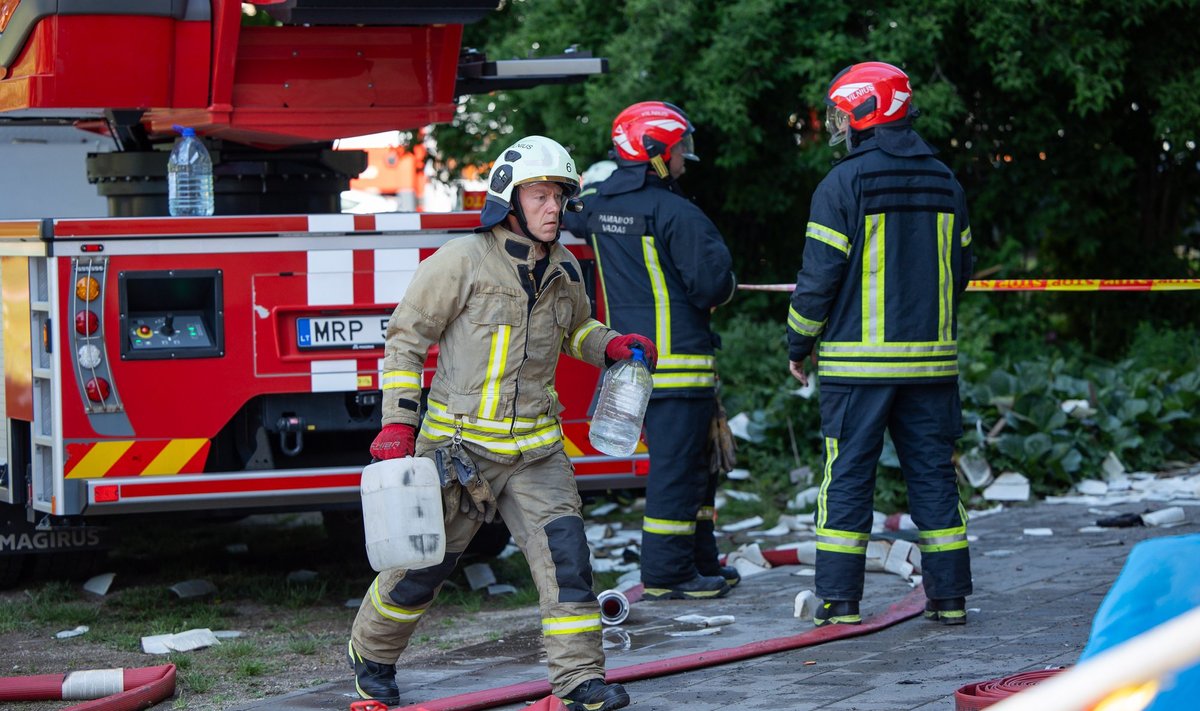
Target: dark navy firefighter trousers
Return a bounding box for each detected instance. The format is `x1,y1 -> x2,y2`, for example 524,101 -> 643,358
815,382 -> 972,602
641,397 -> 718,586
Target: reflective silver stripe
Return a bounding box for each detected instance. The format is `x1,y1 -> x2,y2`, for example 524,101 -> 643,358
657,354 -> 714,369
642,237 -> 672,355
818,342 -> 956,356
788,304 -> 824,337
919,532 -> 966,547
643,516 -> 696,535
818,359 -> 958,378
938,212 -> 954,342
543,613 -> 602,636
652,372 -> 717,388
806,221 -> 850,255
422,417 -> 562,455
423,400 -> 562,455
961,226 -> 972,247
479,325 -> 511,420
816,534 -> 868,549
862,214 -> 885,344
427,399 -> 557,433
381,370 -> 421,390
370,579 -> 425,622
816,528 -> 869,554
569,318 -> 603,358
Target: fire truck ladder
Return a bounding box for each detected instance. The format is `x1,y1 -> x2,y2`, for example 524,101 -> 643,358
29,255 -> 57,514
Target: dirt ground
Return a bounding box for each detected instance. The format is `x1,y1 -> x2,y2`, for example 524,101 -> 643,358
0,514 -> 548,710
0,599 -> 544,710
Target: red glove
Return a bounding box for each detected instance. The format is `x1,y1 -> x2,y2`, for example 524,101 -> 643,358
369,424 -> 416,460
606,334 -> 658,370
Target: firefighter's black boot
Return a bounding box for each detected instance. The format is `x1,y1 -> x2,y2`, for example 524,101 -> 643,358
348,640 -> 399,706
717,564 -> 741,588
924,597 -> 967,625
813,599 -> 862,627
642,573 -> 730,600
560,678 -> 630,711
697,562 -> 741,588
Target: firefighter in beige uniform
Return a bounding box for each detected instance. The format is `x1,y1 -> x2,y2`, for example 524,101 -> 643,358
349,136 -> 653,711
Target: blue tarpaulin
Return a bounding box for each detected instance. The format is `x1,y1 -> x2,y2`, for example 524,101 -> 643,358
1079,533 -> 1200,710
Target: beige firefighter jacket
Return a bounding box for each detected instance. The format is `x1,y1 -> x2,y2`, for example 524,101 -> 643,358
381,225 -> 618,463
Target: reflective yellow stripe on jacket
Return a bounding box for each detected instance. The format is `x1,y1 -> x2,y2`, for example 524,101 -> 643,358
814,212 -> 959,381
642,236 -> 716,390
423,399 -> 562,456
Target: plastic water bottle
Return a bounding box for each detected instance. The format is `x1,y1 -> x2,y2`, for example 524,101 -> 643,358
360,457 -> 446,571
589,347 -> 654,456
167,126 -> 214,216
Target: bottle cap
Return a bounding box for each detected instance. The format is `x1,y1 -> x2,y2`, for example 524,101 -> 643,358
172,124 -> 196,137
630,345 -> 645,363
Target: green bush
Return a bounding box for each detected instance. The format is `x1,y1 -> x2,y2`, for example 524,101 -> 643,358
715,315 -> 823,514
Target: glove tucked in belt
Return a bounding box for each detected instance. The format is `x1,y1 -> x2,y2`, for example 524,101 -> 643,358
433,442 -> 497,524
708,396 -> 737,476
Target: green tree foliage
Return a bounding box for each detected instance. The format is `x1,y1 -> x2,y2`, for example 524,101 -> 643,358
436,0 -> 1200,349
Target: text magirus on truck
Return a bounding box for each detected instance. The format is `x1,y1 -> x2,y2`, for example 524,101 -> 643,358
0,0 -> 626,586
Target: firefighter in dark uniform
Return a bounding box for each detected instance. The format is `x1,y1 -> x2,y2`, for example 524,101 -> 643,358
787,62 -> 975,626
566,102 -> 738,600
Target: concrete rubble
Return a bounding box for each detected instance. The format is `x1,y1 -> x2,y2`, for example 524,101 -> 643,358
983,472 -> 1032,501
463,562 -> 496,591
168,578 -> 217,600
55,625 -> 89,639
82,572 -> 115,597
142,628 -> 221,654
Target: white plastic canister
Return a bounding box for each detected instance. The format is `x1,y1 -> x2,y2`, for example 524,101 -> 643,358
360,457 -> 446,572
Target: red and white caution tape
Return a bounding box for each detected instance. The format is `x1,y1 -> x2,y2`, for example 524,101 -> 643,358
740,278 -> 1200,293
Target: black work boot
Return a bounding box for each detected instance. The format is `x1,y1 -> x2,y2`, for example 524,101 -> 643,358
813,599 -> 862,627
348,640 -> 399,706
642,573 -> 731,600
699,564 -> 742,588
924,597 -> 967,625
560,678 -> 631,711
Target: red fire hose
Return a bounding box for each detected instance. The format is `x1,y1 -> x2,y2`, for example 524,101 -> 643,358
389,587 -> 927,711
953,669 -> 1066,710
0,664 -> 176,710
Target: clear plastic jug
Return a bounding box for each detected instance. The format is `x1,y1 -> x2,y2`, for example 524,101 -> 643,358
360,457 -> 445,571
589,347 -> 653,456
167,125 -> 215,216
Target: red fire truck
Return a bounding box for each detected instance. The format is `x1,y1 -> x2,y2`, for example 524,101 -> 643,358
0,0 -> 645,585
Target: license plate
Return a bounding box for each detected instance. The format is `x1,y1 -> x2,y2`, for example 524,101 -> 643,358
296,315 -> 389,350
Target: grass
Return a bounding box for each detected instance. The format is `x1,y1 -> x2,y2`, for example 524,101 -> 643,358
0,502 -> 659,709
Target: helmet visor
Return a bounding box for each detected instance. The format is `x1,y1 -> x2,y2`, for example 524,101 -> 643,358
826,106 -> 849,146
678,133 -> 698,161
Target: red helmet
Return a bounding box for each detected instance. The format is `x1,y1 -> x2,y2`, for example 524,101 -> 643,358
824,62 -> 913,145
611,101 -> 697,172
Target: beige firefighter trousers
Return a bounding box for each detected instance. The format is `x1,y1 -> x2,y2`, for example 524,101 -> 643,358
350,446 -> 605,696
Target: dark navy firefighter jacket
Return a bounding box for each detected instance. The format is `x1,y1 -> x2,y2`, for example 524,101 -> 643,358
566,166 -> 736,398
787,125 -> 975,384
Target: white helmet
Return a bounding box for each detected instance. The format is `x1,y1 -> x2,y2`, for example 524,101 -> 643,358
478,135 -> 581,232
